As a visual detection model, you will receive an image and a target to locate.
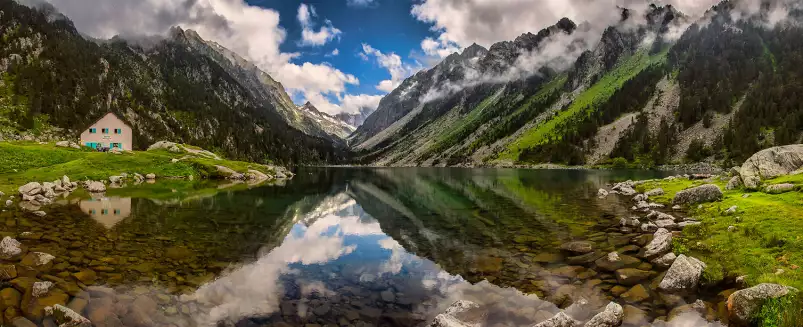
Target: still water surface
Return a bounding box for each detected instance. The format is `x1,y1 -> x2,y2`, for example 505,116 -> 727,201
5,168 -> 676,326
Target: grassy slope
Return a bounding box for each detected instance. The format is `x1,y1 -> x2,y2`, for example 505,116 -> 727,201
635,175 -> 803,291
498,49 -> 669,162
0,142 -> 275,195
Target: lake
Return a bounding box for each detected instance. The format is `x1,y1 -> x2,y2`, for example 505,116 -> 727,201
1,168 -> 684,327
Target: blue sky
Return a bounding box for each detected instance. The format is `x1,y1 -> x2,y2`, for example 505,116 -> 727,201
246,0 -> 436,106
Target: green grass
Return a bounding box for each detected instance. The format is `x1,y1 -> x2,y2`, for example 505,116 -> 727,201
498,49 -> 669,162
753,292 -> 803,327
0,141 -> 275,195
635,174 -> 803,291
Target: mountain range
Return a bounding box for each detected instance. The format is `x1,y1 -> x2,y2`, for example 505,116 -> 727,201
350,1 -> 803,168
0,0 -> 802,168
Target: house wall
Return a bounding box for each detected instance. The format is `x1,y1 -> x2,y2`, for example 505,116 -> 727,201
79,113 -> 133,150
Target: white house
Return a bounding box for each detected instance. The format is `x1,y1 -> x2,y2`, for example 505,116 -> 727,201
80,112 -> 133,150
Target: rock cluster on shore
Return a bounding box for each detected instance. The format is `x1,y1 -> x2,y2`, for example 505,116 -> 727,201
430,148 -> 803,327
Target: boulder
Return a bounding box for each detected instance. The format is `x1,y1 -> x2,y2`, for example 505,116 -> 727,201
11,317 -> 37,327
640,222 -> 658,233
651,252 -> 677,268
18,183 -> 42,196
645,188 -> 664,197
597,189 -> 608,198
658,255 -> 706,292
61,176 -> 70,187
86,182 -> 105,193
595,253 -> 641,272
672,184 -> 723,205
533,312 -> 579,327
31,211 -> 46,217
764,183 -> 795,194
147,141 -> 183,153
108,176 -> 123,184
654,219 -> 677,229
560,241 -> 594,254
44,304 -> 90,327
428,300 -> 487,327
726,176 -> 742,190
727,283 -> 798,326
20,252 -> 55,272
644,228 -> 672,258
740,144 -> 803,189
145,174 -> 156,180
620,284 -> 651,303
633,194 -> 648,202
615,268 -> 652,286
22,282 -> 69,322
0,237 -> 24,261
246,169 -> 269,181
619,217 -> 640,228
583,302 -> 623,327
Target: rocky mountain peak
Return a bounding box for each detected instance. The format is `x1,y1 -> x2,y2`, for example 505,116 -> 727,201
461,43 -> 488,59
299,101 -> 323,116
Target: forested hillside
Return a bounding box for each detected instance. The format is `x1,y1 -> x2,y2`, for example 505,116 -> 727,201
0,0 -> 345,165
351,1 -> 803,168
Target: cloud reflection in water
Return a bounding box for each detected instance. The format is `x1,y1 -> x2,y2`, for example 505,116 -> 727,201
189,192 -> 560,326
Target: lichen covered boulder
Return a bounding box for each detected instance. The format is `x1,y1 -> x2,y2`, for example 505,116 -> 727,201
658,254 -> 706,292
740,145 -> 803,189
727,283 -> 798,326
672,184 -> 722,205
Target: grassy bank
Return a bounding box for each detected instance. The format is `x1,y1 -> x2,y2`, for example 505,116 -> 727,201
635,175 -> 803,289
0,141 -> 278,195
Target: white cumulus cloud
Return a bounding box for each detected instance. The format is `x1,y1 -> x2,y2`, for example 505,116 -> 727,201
346,0 -> 377,8
361,43 -> 420,92
297,3 -> 342,47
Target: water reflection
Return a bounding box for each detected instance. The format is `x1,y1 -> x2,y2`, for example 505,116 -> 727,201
192,191 -> 563,326
78,196 -> 132,229
1,168 -> 677,326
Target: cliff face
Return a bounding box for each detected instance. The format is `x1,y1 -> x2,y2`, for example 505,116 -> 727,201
0,0 -> 346,165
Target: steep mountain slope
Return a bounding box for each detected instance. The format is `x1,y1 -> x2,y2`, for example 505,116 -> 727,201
177,29 -> 353,143
296,101 -> 355,140
351,5 -> 684,166
0,0 -> 345,164
354,1 -> 803,168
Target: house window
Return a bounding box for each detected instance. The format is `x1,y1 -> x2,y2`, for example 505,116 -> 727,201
102,209 -> 108,215
90,210 -> 96,214
114,209 -> 120,215
89,128 -> 96,134
102,128 -> 109,134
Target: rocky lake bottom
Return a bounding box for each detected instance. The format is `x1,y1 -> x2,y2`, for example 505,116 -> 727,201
0,168 -> 740,327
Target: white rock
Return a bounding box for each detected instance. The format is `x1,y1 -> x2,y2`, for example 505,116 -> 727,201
727,283 -> 798,325
87,181 -> 106,193
658,254 -> 706,292
619,217 -> 640,228
645,188 -> 664,197
645,228 -> 673,258
0,237 -> 22,260
655,219 -> 677,229
583,302 -> 623,327
652,252 -> 677,268
640,222 -> 658,233
32,211 -> 46,217
4,200 -> 11,207
145,173 -> 156,180
725,206 -> 738,215
32,281 -> 54,297
597,189 -> 609,198
534,312 -> 580,327
45,304 -> 91,327
18,182 -> 42,196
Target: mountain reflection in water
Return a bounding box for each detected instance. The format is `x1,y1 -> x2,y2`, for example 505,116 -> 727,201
5,168 -> 675,326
